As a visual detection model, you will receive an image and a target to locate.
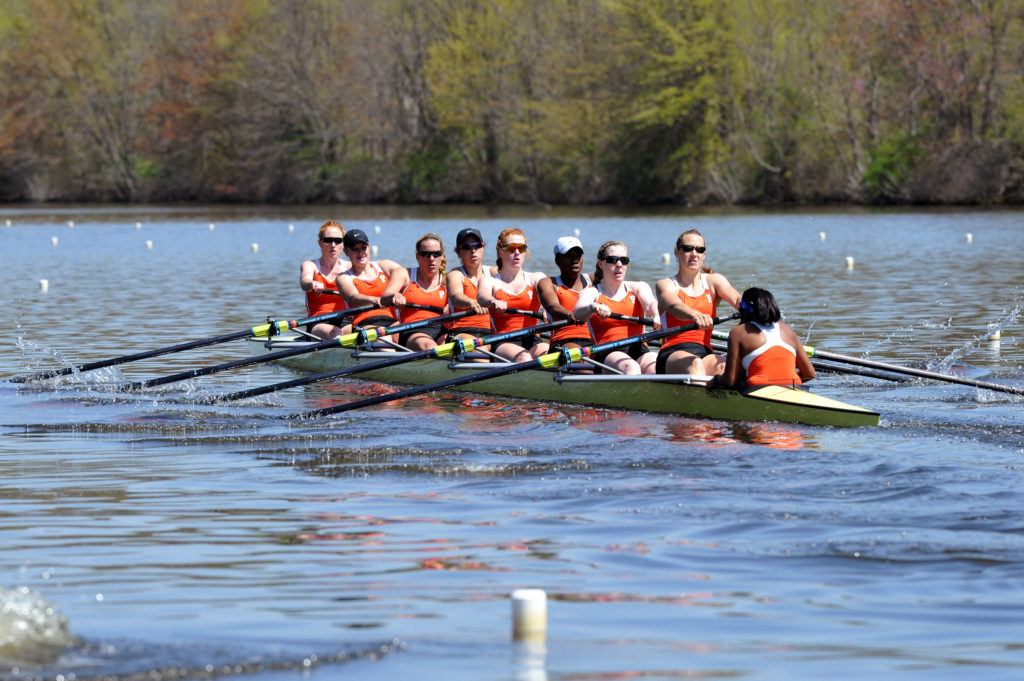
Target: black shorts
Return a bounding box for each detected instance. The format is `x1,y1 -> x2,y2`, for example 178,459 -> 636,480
656,342 -> 714,374
550,337 -> 594,354
493,334 -> 540,354
398,323 -> 447,348
355,314 -> 398,330
591,342 -> 650,373
447,326 -> 495,342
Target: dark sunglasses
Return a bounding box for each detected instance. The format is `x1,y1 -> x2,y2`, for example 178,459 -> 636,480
418,249 -> 444,258
458,242 -> 483,251
677,244 -> 706,254
320,237 -> 344,245
602,255 -> 630,265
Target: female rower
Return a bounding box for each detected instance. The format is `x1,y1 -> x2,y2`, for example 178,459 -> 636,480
299,220 -> 352,339
336,228 -> 403,344
538,236 -> 594,353
445,228 -> 495,346
381,233 -> 450,351
476,227 -> 549,361
655,228 -> 740,376
573,240 -> 659,374
717,287 -> 815,388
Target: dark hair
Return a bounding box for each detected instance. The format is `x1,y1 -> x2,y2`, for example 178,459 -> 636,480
739,287 -> 781,325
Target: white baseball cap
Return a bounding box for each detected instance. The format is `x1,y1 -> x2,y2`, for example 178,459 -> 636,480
553,236 -> 584,256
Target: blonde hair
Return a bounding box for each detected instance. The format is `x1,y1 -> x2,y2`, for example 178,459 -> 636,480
495,227 -> 529,271
415,232 -> 447,278
593,240 -> 627,285
675,228 -> 713,274
318,220 -> 345,240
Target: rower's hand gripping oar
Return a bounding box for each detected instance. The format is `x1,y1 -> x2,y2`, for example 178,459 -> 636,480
128,309 -> 473,390
293,314 -> 738,418
710,330 -> 1024,397
211,319 -> 572,403
8,304 -> 378,383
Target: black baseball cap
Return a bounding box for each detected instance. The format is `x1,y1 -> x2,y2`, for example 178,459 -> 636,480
343,229 -> 370,248
456,227 -> 483,246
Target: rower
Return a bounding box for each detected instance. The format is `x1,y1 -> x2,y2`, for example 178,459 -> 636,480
336,228 -> 403,347
655,228 -> 741,376
716,287 -> 816,388
299,220 -> 352,339
477,228 -> 549,361
445,228 -> 495,354
381,233 -> 451,351
538,236 -> 594,355
573,240 -> 659,375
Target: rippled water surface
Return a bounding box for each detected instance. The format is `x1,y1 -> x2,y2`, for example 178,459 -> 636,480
1,205 -> 1023,680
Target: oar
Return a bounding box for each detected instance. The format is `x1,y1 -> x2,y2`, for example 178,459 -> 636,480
293,314 -> 738,418
8,304 -> 377,383
711,330 -> 1024,396
608,313 -> 654,326
128,309 -> 473,390
211,319 -> 573,403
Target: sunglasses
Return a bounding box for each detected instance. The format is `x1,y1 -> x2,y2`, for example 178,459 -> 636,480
418,250 -> 444,258
677,244 -> 706,254
602,255 -> 630,265
320,237 -> 344,245
502,243 -> 528,254
458,242 -> 483,251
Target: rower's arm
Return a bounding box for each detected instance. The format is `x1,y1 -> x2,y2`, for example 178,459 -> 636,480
538,277 -> 575,322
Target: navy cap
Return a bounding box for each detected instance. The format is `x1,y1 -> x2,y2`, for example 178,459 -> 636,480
343,229 -> 370,248
456,227 -> 483,246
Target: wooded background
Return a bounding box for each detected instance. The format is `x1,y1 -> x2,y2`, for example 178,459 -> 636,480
1,0 -> 1022,205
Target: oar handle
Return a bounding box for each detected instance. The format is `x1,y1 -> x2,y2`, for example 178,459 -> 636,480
608,312 -> 655,326
566,313 -> 738,364
262,304 -> 379,337
503,307 -> 546,319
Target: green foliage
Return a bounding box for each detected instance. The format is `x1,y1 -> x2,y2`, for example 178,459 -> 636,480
861,132 -> 925,202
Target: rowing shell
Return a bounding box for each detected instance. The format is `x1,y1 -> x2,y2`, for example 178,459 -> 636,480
246,334 -> 880,427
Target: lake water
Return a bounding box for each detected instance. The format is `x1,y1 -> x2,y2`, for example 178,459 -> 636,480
1,204 -> 1023,680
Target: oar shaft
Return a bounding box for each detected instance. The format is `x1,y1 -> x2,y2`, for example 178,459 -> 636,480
608,313 -> 654,325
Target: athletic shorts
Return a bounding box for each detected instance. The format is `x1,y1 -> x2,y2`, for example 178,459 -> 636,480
398,323 -> 447,348
656,342 -> 715,374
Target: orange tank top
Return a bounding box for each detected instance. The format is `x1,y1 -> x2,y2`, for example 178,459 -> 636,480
304,259 -> 348,317
550,275 -> 594,343
450,267 -> 493,330
587,288 -> 644,344
491,278 -> 540,334
348,262 -> 397,326
742,322 -> 802,386
660,274 -> 716,351
399,267 -> 447,325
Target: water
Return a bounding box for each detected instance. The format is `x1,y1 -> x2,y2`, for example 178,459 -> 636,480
1,205 -> 1023,680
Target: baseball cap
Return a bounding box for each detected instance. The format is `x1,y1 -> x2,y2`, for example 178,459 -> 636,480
343,229 -> 370,248
456,227 -> 483,246
553,236 -> 584,256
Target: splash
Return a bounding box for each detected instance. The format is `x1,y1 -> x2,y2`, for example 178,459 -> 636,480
934,302 -> 1021,374
0,586 -> 79,664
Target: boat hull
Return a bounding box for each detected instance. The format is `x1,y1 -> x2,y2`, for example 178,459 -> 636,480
246,336 -> 880,427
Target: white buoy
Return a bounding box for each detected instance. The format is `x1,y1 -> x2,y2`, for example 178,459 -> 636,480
39,279 -> 49,292
371,245 -> 379,257
987,329 -> 1001,341
251,243 -> 259,252
209,223 -> 215,231
374,225 -> 381,234
845,256 -> 854,270
136,222 -> 142,230
288,224 -> 295,232
51,236 -> 58,246
573,228 -> 580,237
965,233 -> 973,243
145,240 -> 153,249
819,231 -> 826,241
511,589 -> 547,641
5,219 -> 11,227
662,253 -> 671,264
67,220 -> 74,228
